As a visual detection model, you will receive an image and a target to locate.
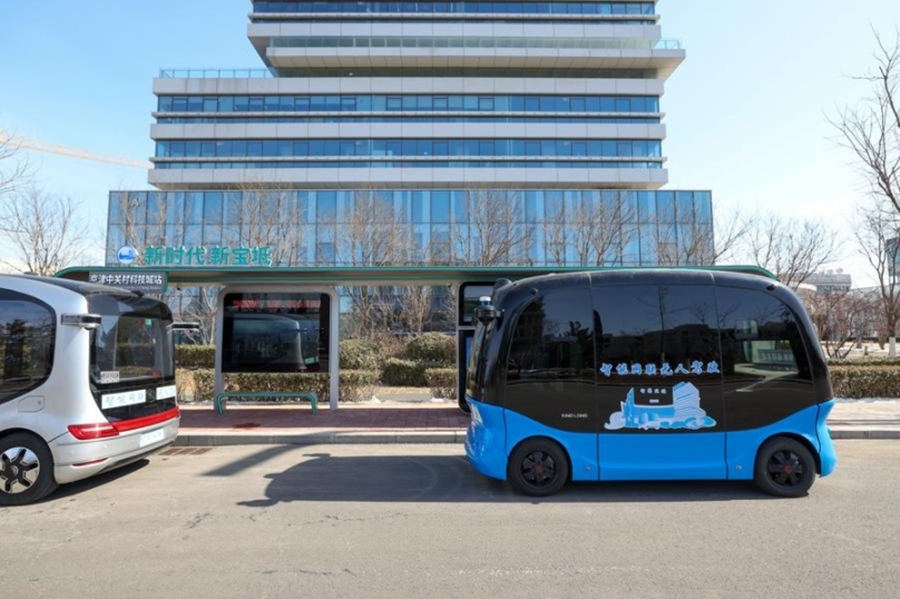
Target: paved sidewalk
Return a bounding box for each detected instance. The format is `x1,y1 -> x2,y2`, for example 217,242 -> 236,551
173,398 -> 900,446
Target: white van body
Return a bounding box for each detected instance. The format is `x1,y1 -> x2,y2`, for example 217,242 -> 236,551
0,275 -> 180,505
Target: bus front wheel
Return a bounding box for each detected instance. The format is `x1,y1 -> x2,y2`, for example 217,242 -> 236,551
507,438 -> 569,497
754,436 -> 816,498
0,433 -> 59,506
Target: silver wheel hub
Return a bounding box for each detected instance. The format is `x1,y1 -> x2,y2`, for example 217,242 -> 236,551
0,447 -> 41,495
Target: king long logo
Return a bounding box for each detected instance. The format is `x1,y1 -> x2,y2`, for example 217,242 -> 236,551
603,382 -> 716,431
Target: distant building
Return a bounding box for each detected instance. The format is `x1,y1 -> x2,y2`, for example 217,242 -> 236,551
805,272 -> 853,294
106,0 -> 715,268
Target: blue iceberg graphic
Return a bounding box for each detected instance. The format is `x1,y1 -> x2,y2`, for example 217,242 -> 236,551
604,382 -> 717,431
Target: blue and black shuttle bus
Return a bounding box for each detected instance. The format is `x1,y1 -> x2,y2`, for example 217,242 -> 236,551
464,269 -> 837,497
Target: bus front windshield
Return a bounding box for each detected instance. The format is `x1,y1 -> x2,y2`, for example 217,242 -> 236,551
88,294 -> 175,385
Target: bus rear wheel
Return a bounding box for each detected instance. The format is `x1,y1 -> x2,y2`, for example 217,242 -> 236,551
754,437 -> 816,498
507,438 -> 569,497
0,433 -> 58,506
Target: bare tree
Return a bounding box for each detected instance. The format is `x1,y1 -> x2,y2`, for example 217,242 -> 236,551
228,183 -> 309,266
0,186 -> 91,275
450,190 -> 530,265
167,286 -> 219,344
332,189 -> 416,337
568,191 -> 636,266
543,197 -> 569,266
395,285 -> 435,334
854,203 -> 900,353
831,30 -> 900,216
739,212 -> 841,288
807,289 -> 876,359
0,129 -> 32,200
656,204 -> 752,267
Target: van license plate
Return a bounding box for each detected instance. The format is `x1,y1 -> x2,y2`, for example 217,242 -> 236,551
139,428 -> 166,448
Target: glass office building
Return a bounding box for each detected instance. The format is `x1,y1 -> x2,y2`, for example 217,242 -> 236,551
107,0 -> 713,267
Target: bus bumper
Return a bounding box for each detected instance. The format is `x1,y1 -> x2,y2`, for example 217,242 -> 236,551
465,398 -> 508,481
817,399 -> 837,477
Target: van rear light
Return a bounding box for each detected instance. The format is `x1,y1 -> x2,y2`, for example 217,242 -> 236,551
67,423 -> 119,440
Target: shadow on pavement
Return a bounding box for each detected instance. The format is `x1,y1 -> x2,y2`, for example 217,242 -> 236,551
46,459 -> 151,502
235,452 -> 768,506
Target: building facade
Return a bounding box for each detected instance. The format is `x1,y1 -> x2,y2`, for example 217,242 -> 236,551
107,0 -> 713,268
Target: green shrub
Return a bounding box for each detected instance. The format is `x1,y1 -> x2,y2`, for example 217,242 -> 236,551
830,364 -> 900,399
403,333 -> 455,365
174,369 -> 379,403
190,368 -> 216,401
339,338 -> 384,371
381,358 -> 428,386
425,368 -> 458,400
338,370 -> 380,402
175,345 -> 216,369
175,369 -> 197,402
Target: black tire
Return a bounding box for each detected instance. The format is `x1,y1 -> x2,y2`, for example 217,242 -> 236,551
507,438 -> 569,497
754,437 -> 816,498
0,433 -> 59,506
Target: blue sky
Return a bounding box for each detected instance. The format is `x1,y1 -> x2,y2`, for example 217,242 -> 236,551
2,0 -> 899,280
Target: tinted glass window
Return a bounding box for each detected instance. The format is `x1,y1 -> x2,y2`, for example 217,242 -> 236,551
504,287 -> 596,432
458,283 -> 493,326
0,291 -> 55,403
716,287 -> 815,429
222,292 -> 330,373
593,283 -> 722,432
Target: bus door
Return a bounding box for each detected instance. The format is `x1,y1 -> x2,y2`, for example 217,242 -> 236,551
592,282 -> 726,481
502,286 -> 601,481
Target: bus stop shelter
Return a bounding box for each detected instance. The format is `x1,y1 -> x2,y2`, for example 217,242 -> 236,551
56,265 -> 773,410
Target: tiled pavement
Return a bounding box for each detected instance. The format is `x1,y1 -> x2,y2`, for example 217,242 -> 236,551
173,399 -> 900,446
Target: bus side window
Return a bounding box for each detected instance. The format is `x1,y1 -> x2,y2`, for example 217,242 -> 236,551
0,294 -> 55,402
716,288 -> 809,379
716,286 -> 815,428
505,290 -> 595,383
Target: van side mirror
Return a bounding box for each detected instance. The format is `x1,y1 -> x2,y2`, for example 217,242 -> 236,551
61,314 -> 102,329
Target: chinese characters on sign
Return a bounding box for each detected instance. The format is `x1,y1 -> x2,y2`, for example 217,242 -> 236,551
89,271 -> 167,293
142,245 -> 272,266
599,361 -> 720,377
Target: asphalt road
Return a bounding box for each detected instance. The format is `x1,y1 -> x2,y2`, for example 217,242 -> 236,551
2,440 -> 899,599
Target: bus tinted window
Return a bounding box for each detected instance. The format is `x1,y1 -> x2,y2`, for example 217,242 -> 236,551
716,286 -> 814,428
593,283 -> 723,429
506,290 -> 595,383
0,292 -> 55,403
594,284 -> 719,369
504,289 -> 595,430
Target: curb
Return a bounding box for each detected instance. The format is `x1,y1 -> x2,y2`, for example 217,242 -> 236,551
828,429 -> 900,439
173,429 -> 900,445
174,430 -> 466,446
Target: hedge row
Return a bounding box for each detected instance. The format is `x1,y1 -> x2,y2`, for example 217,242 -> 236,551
425,368 -> 458,400
175,369 -> 379,403
829,364 -> 900,399
176,333 -> 456,385
175,345 -> 217,369
828,357 -> 900,367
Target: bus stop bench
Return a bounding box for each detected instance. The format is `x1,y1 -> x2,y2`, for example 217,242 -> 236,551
214,392 -> 318,415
